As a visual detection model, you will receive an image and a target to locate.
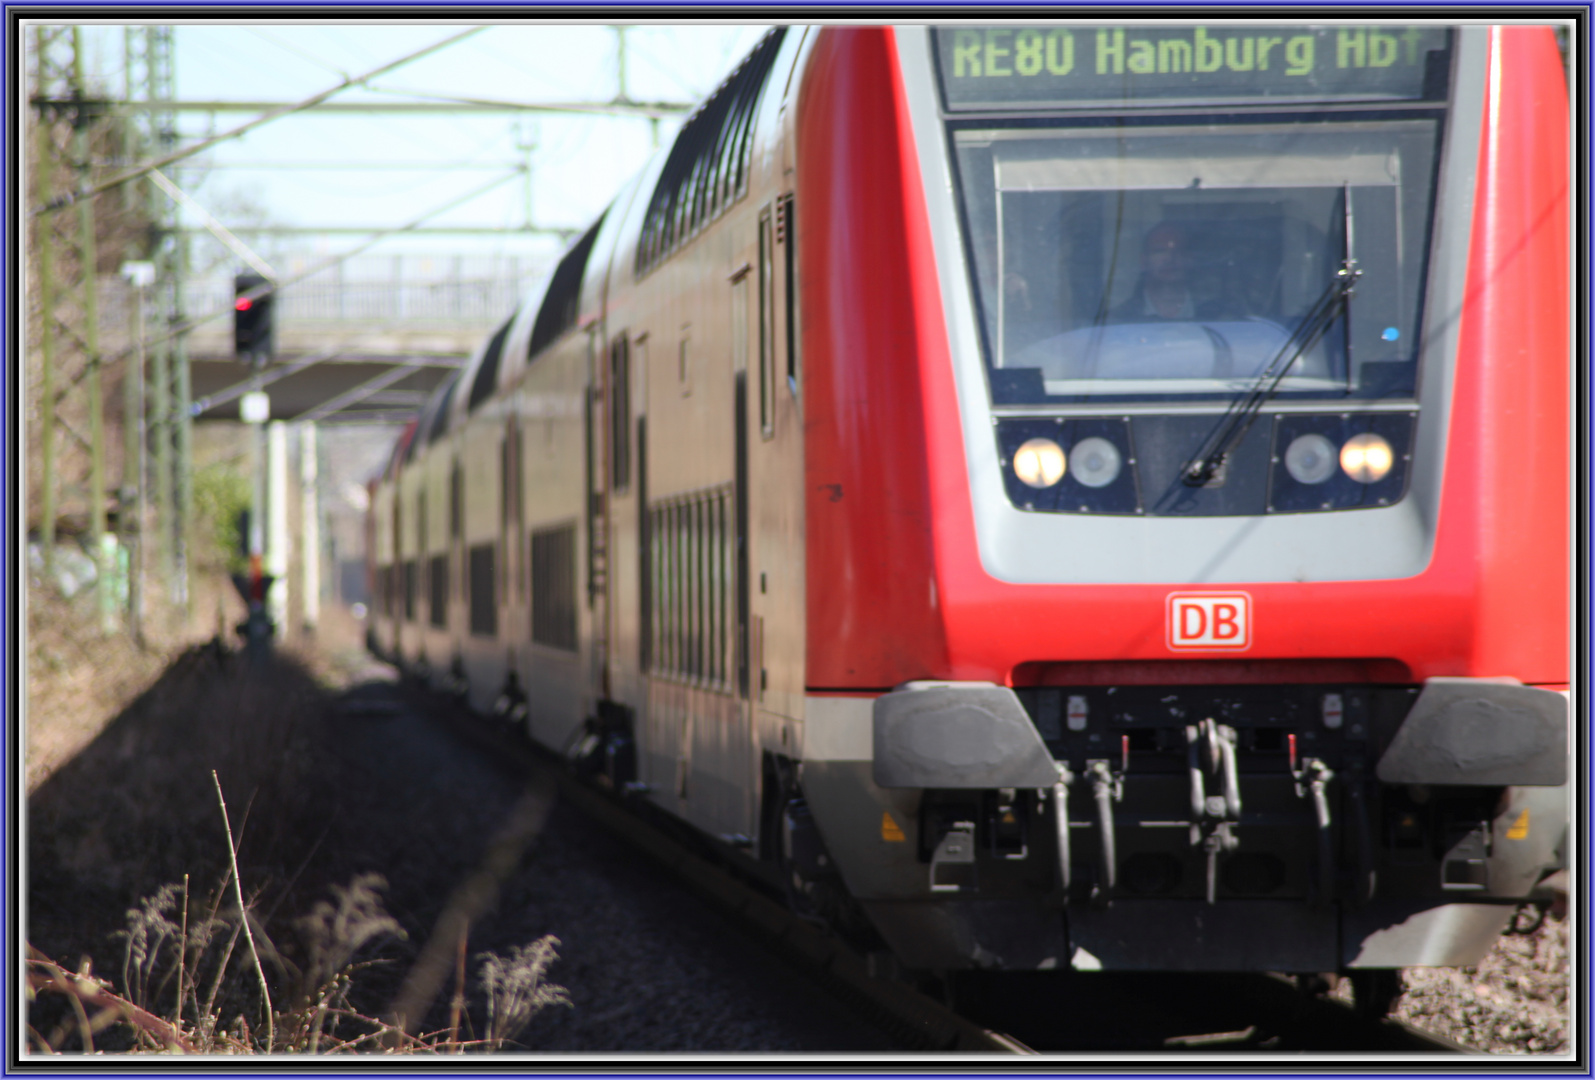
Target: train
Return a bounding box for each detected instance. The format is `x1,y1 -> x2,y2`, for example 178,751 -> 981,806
366,24 -> 1570,1015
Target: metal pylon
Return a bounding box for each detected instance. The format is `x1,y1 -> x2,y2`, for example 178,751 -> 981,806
30,26 -> 117,630
124,25 -> 191,607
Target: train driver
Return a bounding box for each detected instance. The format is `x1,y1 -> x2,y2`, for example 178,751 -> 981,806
1108,221 -> 1242,324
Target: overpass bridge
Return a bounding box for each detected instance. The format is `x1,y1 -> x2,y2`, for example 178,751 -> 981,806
184,259 -> 531,424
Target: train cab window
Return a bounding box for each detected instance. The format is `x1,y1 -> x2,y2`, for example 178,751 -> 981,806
938,26 -> 1451,407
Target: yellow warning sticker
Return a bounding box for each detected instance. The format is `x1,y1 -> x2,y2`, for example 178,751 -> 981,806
881,811 -> 906,842
1506,809 -> 1530,840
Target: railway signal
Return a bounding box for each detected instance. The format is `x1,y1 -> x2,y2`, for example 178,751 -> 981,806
233,272 -> 274,363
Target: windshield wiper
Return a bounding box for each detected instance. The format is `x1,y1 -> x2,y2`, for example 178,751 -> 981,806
1180,259 -> 1362,488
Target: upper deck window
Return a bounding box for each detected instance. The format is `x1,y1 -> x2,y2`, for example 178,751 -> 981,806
634,28 -> 786,278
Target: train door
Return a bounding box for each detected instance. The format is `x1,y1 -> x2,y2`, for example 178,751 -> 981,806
605,329 -> 643,762
448,453 -> 464,673
500,414 -> 523,677
386,485 -> 402,658
748,195 -> 806,841
731,263 -> 757,836
584,329 -> 612,707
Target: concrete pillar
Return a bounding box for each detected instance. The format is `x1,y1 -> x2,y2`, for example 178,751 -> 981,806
300,422 -> 320,632
266,421 -> 290,630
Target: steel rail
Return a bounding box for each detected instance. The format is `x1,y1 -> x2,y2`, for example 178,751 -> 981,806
411,689 -> 1033,1054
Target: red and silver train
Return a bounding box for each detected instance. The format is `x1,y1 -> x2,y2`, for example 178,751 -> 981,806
369,25 -> 1570,1007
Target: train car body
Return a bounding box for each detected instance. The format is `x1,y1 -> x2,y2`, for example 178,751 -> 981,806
370,24 -> 1570,985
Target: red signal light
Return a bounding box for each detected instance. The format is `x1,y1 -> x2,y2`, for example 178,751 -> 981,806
235,297 -> 253,312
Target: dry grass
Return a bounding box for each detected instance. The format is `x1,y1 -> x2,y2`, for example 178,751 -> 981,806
27,874 -> 570,1056
24,573 -> 237,795
25,636 -> 570,1056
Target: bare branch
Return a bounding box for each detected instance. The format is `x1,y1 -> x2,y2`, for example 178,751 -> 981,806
25,947 -> 196,1053
212,771 -> 274,1051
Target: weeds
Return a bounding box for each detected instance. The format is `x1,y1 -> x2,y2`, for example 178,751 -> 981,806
113,882 -> 184,1016
31,752 -> 568,1055
29,870 -> 568,1054
28,645 -> 573,1056
478,937 -> 573,1048
296,873 -> 405,1003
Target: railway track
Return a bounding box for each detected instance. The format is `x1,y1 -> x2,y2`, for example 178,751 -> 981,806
409,680 -> 1469,1056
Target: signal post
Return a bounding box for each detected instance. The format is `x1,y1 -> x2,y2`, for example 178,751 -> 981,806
234,272 -> 278,653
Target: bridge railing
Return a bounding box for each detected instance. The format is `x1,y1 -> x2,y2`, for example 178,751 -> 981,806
184,274 -> 528,324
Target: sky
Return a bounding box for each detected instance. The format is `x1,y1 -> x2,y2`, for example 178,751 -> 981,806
67,22 -> 775,279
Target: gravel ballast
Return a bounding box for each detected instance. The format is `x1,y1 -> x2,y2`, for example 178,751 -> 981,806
26,626 -> 1570,1056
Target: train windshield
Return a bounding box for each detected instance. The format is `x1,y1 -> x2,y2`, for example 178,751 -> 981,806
936,28 -> 1450,405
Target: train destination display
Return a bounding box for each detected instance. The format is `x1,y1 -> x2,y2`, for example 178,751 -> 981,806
935,26 -> 1453,109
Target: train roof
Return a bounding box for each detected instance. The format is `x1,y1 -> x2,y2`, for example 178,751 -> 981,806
403,26 -> 796,454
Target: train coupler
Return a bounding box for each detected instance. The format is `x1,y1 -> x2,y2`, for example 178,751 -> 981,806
1086,746 -> 1126,906
1047,762 -> 1073,898
1188,719 -> 1242,905
1289,735 -> 1336,906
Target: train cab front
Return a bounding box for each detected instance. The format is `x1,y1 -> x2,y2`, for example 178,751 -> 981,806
795,24 -> 1568,980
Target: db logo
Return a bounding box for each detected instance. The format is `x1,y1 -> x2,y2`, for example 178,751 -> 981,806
1167,592 -> 1251,651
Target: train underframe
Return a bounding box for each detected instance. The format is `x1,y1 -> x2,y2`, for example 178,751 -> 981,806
368,613 -> 1566,986
799,678 -> 1567,981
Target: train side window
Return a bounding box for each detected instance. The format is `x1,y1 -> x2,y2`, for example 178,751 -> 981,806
449,460 -> 462,602
531,522 -> 578,651
469,543 -> 497,637
511,419 -> 525,598
638,415 -> 651,672
646,486 -> 734,690
610,337 -> 631,491
417,489 -> 428,616
449,461 -> 462,541
500,430 -> 511,533
731,273 -> 750,375
498,435 -> 508,605
758,208 -> 776,439
678,328 -> 692,398
777,193 -> 798,396
428,553 -> 447,628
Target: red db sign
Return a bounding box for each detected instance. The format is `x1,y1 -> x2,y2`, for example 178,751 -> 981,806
1167,592 -> 1251,651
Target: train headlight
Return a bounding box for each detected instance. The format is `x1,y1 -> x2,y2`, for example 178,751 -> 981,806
1283,433 -> 1337,485
1069,437 -> 1122,488
1340,432 -> 1394,483
1013,438 -> 1066,488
